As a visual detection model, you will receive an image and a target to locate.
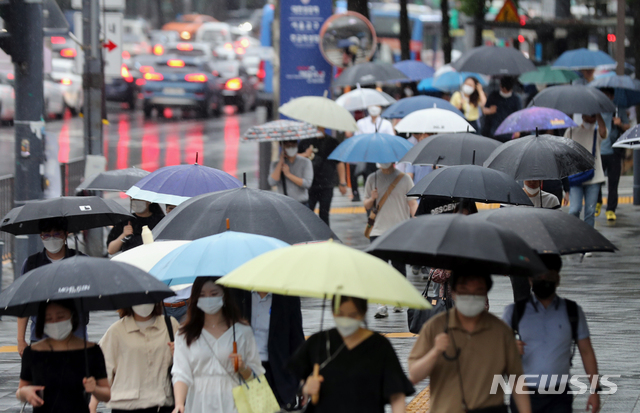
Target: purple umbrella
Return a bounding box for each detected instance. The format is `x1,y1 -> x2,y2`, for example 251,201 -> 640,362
495,106 -> 577,136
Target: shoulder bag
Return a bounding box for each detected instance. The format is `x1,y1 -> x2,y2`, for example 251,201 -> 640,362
407,269 -> 453,334
364,172 -> 405,239
568,127 -> 597,187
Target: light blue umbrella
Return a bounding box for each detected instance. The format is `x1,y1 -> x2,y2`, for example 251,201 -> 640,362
327,133 -> 414,163
552,48 -> 615,70
417,77 -> 439,93
393,60 -> 435,82
432,72 -> 487,92
149,231 -> 290,286
590,74 -> 640,107
382,95 -> 463,119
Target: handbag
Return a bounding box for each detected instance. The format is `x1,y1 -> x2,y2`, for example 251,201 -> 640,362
365,173 -> 405,239
232,373 -> 281,413
568,128 -> 597,187
406,270 -> 453,334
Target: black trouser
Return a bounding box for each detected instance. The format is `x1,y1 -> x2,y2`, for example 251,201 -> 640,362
112,407 -> 173,413
369,236 -> 406,277
308,186 -> 334,226
349,163 -> 376,198
262,361 -> 283,406
598,152 -> 622,212
510,390 -> 572,413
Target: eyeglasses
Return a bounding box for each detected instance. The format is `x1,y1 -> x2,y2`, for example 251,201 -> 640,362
40,232 -> 65,241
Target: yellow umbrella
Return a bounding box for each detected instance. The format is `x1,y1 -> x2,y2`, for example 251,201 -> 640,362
217,240 -> 430,310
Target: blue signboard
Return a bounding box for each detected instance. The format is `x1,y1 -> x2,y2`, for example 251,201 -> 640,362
279,0 -> 333,107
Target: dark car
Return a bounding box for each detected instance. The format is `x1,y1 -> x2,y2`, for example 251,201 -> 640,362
213,59 -> 257,113
105,55 -> 157,110
141,56 -> 223,118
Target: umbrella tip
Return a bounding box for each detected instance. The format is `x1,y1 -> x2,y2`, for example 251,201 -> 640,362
226,218 -> 230,230
243,172 -> 247,187
195,152 -> 199,164
535,127 -> 539,137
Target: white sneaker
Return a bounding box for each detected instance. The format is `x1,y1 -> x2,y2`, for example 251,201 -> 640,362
374,305 -> 389,318
393,306 -> 403,313
411,265 -> 420,275
584,252 -> 593,258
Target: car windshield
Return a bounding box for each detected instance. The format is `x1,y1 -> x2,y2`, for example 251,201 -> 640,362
201,30 -> 229,45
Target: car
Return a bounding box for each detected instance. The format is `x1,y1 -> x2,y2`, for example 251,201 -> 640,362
123,19 -> 152,59
195,22 -> 236,60
44,75 -> 66,119
105,54 -> 159,110
213,59 -> 257,113
50,58 -> 83,115
49,35 -> 77,60
0,71 -> 15,123
163,41 -> 214,58
149,30 -> 181,56
162,14 -> 217,41
141,56 -> 223,119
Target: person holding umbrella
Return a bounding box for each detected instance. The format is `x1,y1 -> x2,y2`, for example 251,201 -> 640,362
449,76 -> 486,132
171,277 -> 264,413
288,295 -> 415,412
269,141 -> 314,205
522,180 -> 560,209
17,299 -> 111,412
482,77 -> 522,142
107,200 -> 165,254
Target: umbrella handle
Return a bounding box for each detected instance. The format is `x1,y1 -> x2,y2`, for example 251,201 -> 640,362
233,341 -> 239,372
311,363 -> 320,405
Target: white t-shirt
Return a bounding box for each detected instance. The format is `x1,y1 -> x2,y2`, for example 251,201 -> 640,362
527,190 -> 560,209
364,169 -> 414,237
356,116 -> 395,135
564,125 -> 606,185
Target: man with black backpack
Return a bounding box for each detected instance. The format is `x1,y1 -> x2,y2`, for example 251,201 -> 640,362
502,255 -> 601,413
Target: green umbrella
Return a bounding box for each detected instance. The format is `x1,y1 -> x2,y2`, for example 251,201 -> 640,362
519,66 -> 579,85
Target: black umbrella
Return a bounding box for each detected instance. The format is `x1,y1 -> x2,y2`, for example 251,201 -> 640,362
365,214 -> 546,276
483,134 -> 595,180
468,208 -> 616,255
528,85 -> 616,115
451,46 -> 536,76
75,168 -> 150,192
399,133 -> 501,166
0,256 -> 175,316
407,165 -> 533,206
332,62 -> 408,87
152,187 -> 336,244
0,196 -> 133,235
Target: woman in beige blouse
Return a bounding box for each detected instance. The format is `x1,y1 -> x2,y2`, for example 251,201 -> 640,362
89,303 -> 180,413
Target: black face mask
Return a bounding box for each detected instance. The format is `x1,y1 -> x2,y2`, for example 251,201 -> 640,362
531,279 -> 557,299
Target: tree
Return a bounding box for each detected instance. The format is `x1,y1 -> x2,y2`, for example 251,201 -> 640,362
460,0 -> 489,46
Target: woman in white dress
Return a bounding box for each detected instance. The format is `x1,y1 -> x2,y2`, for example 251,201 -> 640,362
171,277 -> 265,413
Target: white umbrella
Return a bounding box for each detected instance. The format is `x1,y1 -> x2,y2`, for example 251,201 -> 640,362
279,96 -> 358,132
613,125 -> 640,149
111,241 -> 190,272
395,108 -> 475,134
335,88 -> 396,112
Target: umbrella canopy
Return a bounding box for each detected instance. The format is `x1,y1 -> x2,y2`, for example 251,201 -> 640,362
150,231 -> 289,286
495,107 -> 578,135
279,96 -> 357,132
241,120 -> 323,142
335,88 -> 396,111
152,187 -> 336,244
75,168 -> 150,193
393,60 -> 435,81
613,125 -> 640,149
518,66 -> 580,85
552,48 -> 616,70
365,214 -> 546,277
395,108 -> 474,134
0,256 -> 175,317
469,208 -> 616,255
399,133 -> 500,166
111,240 -> 190,271
0,196 -> 132,235
483,134 -> 595,180
332,62 -> 409,87
327,132 -> 413,163
406,165 -> 533,206
417,77 -> 439,93
126,164 -> 242,206
382,95 -> 463,119
218,240 -> 430,309
451,46 -> 536,76
590,75 -> 640,107
528,85 -> 616,115
432,71 -> 487,92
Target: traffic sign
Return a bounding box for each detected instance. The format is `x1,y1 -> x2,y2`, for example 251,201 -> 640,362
495,0 -> 519,23
71,0 -> 125,10
102,12 -> 122,77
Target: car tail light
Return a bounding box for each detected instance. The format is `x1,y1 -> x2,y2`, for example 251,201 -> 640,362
60,78 -> 72,85
60,48 -> 76,58
224,43 -> 233,50
7,73 -> 14,80
240,38 -> 250,48
225,77 -> 242,91
51,36 -> 66,45
144,72 -> 164,81
139,65 -> 154,73
122,51 -> 131,60
135,78 -> 146,86
177,43 -> 194,51
185,73 -> 208,83
257,61 -> 266,81
153,44 -> 164,56
235,47 -> 245,55
121,65 -> 134,83
167,59 -> 185,68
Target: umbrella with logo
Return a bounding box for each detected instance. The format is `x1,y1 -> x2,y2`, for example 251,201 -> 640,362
327,132 -> 414,164
382,95 -> 463,119
332,62 -> 409,87
552,48 -> 616,70
451,46 -> 536,76
241,120 -> 323,142
399,132 -> 500,166
335,88 -> 396,111
279,95 -> 358,132
528,85 -> 616,115
75,168 -> 150,193
0,196 -> 133,235
494,107 -> 577,135
395,108 -> 474,134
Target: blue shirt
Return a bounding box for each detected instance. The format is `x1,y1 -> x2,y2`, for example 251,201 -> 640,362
502,294 -> 590,387
601,108 -> 629,155
251,292 -> 272,362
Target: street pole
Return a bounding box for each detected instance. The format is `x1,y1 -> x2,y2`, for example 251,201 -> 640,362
616,0 -> 625,76
399,0 -> 410,61
12,0 -> 44,266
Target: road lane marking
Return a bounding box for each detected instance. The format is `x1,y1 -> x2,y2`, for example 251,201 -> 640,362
0,345 -> 18,353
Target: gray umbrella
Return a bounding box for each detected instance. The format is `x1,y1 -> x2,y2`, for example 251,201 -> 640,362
332,62 -> 408,87
528,85 -> 616,115
75,168 -> 150,192
399,133 -> 500,166
451,46 -> 536,76
483,134 -> 595,180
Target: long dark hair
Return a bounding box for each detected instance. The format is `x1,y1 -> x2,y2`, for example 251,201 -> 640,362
465,76 -> 480,107
35,299 -> 80,339
179,277 -> 244,346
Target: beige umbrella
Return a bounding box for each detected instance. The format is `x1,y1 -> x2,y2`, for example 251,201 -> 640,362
279,95 -> 358,132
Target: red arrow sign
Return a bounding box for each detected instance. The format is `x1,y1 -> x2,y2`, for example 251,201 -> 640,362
103,40 -> 117,52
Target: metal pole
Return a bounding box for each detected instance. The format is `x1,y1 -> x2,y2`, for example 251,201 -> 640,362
634,151 -> 640,205
616,0 -> 625,76
13,0 -> 44,260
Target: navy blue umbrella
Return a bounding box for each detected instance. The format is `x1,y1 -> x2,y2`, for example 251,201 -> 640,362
393,60 -> 435,82
382,95 -> 463,119
590,74 -> 640,108
328,132 -> 414,163
552,48 -> 615,70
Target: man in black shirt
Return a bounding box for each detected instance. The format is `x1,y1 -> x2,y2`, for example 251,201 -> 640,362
299,130 -> 347,226
482,77 -> 522,142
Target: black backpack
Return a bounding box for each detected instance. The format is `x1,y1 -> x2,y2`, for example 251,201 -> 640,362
511,297 -> 579,365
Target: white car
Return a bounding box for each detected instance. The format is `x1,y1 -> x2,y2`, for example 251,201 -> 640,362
0,72 -> 15,122
195,22 -> 236,60
50,58 -> 83,114
44,76 -> 66,119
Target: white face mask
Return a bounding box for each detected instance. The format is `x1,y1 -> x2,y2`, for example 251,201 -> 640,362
462,84 -> 475,96
284,147 -> 298,157
334,316 -> 361,337
43,238 -> 65,254
524,184 -> 540,196
455,295 -> 486,317
368,106 -> 382,117
132,303 -> 156,318
197,296 -> 224,315
376,162 -> 393,169
499,90 -> 513,99
44,319 -> 73,341
582,121 -> 595,128
131,200 -> 148,214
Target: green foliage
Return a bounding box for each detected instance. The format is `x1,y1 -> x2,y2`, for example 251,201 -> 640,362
459,0 -> 489,17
